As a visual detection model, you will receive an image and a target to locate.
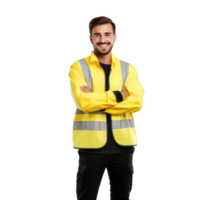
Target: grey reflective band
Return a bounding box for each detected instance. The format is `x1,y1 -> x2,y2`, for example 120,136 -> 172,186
120,60 -> 129,91
79,58 -> 93,91
73,119 -> 135,130
73,121 -> 107,130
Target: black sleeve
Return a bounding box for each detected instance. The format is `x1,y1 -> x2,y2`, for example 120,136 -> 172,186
112,91 -> 123,102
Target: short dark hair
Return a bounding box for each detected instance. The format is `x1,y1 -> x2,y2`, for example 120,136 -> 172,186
89,16 -> 116,36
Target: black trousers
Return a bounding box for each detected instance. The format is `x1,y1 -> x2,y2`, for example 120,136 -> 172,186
76,148 -> 135,200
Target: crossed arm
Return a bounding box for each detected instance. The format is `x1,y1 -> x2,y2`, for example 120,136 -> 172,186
69,61 -> 144,114
80,85 -> 130,101
80,83 -> 142,115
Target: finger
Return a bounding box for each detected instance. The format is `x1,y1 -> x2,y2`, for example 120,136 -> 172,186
80,87 -> 87,92
80,86 -> 88,91
82,86 -> 91,92
81,87 -> 90,93
81,88 -> 87,93
82,87 -> 90,92
80,85 -> 91,93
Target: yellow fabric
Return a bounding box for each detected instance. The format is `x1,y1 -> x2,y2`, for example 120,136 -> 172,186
69,50 -> 144,148
73,130 -> 107,148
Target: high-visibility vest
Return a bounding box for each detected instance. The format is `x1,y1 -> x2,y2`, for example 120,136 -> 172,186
71,58 -> 139,149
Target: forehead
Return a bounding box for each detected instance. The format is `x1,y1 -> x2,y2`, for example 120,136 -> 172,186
92,23 -> 113,34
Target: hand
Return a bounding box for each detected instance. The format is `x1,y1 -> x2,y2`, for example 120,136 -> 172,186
120,89 -> 130,101
80,85 -> 92,93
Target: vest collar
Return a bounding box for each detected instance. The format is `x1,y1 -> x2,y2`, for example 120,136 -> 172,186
89,50 -> 116,69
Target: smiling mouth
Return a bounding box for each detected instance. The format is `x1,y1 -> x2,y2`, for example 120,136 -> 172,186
98,44 -> 109,49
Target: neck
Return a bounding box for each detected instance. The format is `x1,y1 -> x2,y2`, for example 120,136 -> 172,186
94,51 -> 112,65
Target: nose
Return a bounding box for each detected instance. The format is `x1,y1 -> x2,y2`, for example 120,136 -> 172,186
99,35 -> 107,44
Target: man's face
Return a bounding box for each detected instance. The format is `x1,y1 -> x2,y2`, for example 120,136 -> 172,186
90,23 -> 116,55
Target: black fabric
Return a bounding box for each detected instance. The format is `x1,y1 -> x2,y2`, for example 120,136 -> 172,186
76,150 -> 135,199
78,62 -> 134,154
113,90 -> 123,102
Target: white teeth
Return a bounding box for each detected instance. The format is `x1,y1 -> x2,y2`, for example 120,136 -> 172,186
99,44 -> 108,48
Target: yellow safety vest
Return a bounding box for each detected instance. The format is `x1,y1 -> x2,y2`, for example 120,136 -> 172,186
69,50 -> 144,149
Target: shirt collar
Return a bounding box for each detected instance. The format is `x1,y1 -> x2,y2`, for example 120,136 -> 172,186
89,50 -> 116,69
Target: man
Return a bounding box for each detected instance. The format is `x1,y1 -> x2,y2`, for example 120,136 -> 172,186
69,16 -> 144,200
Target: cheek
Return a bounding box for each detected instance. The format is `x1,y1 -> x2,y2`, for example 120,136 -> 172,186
92,40 -> 99,45
109,39 -> 113,44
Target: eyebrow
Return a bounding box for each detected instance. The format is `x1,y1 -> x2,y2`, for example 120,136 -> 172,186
93,32 -> 112,35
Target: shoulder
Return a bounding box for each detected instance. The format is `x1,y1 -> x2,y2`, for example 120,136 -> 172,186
70,55 -> 89,67
68,58 -> 84,69
120,59 -> 140,75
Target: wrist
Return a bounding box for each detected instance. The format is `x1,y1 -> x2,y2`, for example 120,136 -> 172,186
113,91 -> 123,102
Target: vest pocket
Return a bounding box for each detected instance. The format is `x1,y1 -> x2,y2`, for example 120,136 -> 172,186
129,164 -> 134,174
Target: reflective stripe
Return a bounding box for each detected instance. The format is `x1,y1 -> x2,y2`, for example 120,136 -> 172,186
79,58 -> 93,91
73,121 -> 107,130
73,118 -> 134,130
112,118 -> 135,129
120,60 -> 129,91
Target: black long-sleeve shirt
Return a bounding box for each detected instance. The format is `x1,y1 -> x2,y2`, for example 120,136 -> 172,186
78,62 -> 135,154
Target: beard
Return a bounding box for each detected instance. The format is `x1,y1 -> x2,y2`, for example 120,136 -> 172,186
93,43 -> 113,55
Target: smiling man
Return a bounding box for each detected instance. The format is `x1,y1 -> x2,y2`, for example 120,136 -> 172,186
69,16 -> 144,200
88,23 -> 118,65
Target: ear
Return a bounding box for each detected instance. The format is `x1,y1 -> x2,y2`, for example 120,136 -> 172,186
114,34 -> 117,43
88,35 -> 92,46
